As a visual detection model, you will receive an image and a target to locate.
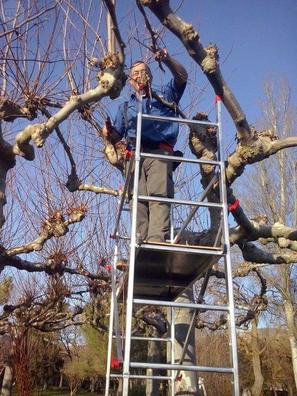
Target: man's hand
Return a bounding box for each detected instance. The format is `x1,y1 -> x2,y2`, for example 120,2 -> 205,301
155,48 -> 169,62
155,48 -> 188,88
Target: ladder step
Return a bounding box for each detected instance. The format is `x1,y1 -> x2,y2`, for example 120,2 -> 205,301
138,195 -> 223,209
112,335 -> 171,342
132,336 -> 171,342
142,113 -> 219,128
110,374 -> 172,380
130,362 -> 235,374
140,152 -> 222,166
133,298 -> 230,312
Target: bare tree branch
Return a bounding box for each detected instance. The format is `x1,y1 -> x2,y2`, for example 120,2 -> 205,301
135,0 -> 165,71
226,132 -> 297,185
12,54 -> 126,157
240,242 -> 297,265
0,5 -> 57,39
0,254 -> 109,281
141,0 -> 252,142
103,0 -> 126,62
230,219 -> 297,245
5,208 -> 85,256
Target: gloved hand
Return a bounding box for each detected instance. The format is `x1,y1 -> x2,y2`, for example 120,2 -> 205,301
155,48 -> 169,62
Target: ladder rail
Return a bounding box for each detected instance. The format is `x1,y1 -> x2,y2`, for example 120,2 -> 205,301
105,235 -> 124,396
216,98 -> 240,395
170,306 -> 175,396
104,272 -> 114,396
105,97 -> 240,396
122,97 -> 143,394
111,157 -> 133,238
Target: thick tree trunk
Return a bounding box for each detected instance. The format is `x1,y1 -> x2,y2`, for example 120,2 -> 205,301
284,300 -> 297,392
168,290 -> 200,396
146,329 -> 162,396
250,319 -> 264,396
288,384 -> 294,396
59,373 -> 63,388
116,379 -> 123,396
0,161 -> 10,229
0,366 -> 13,396
89,377 -> 96,393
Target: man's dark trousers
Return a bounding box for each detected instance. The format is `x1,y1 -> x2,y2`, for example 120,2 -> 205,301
126,148 -> 174,243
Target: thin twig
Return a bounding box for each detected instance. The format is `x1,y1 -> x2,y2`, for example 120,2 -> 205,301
0,5 -> 57,39
135,0 -> 164,71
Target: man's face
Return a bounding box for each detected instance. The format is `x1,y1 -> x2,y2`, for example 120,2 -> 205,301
129,62 -> 152,93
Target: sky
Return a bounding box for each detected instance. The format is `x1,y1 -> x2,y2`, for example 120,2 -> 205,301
111,0 -> 297,146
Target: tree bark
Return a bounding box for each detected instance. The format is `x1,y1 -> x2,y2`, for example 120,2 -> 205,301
116,379 -> 123,396
59,372 -> 63,388
169,290 -> 200,396
284,300 -> 297,393
146,329 -> 162,395
89,377 -> 96,393
250,319 -> 264,396
0,159 -> 13,228
0,366 -> 13,396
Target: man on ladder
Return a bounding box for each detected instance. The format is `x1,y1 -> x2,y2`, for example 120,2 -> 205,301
102,49 -> 188,243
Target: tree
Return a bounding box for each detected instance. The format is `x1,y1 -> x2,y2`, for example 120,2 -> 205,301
1,1 -> 297,395
238,79 -> 297,392
81,324 -> 107,392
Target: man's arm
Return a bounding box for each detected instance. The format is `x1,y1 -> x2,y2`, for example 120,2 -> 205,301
155,49 -> 188,88
102,103 -> 126,143
102,118 -> 121,143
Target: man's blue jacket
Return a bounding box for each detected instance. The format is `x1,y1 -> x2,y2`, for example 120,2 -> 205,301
114,78 -> 186,147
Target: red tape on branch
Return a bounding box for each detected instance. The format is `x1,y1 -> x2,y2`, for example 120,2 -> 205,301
215,95 -> 222,103
105,265 -> 112,271
228,199 -> 240,213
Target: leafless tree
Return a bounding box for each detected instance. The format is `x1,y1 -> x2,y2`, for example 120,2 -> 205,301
0,1 -> 297,395
238,79 -> 297,393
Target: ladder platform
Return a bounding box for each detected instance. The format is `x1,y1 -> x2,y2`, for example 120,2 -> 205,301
131,242 -> 223,300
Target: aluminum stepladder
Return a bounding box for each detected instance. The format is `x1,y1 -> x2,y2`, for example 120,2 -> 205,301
105,96 -> 240,396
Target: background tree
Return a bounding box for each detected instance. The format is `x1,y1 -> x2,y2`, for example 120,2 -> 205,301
238,79 -> 297,391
